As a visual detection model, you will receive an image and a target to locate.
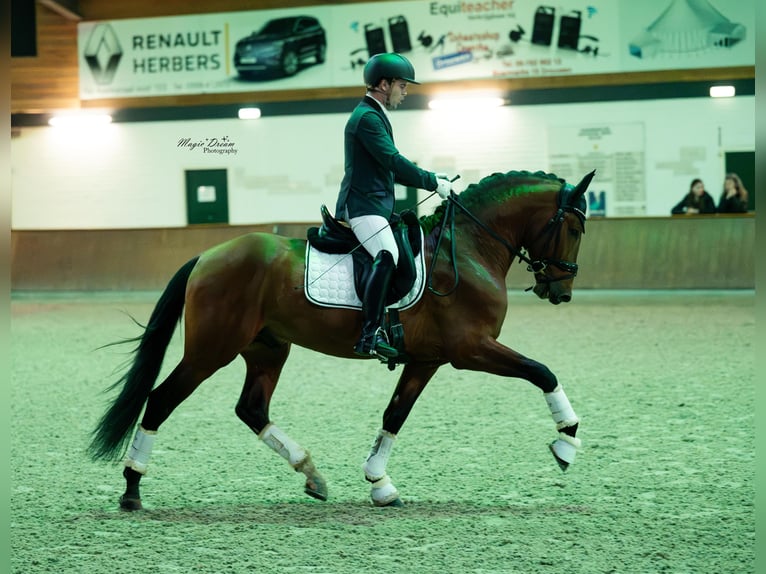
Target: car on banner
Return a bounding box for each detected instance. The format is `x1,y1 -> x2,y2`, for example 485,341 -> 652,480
233,15 -> 327,79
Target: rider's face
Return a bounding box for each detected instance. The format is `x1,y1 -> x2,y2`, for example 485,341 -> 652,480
385,80 -> 408,110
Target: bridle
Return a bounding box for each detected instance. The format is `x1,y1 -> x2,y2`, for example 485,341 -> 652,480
530,188 -> 587,284
427,184 -> 586,296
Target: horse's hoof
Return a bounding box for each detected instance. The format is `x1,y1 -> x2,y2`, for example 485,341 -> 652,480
369,474 -> 401,507
373,497 -> 404,508
305,486 -> 328,501
549,434 -> 581,472
549,443 -> 570,472
304,477 -> 328,501
119,495 -> 143,511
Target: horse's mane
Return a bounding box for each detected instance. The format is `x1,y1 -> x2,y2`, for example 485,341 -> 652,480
419,170 -> 564,234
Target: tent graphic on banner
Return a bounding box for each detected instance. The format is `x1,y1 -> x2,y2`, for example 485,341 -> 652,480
629,0 -> 745,58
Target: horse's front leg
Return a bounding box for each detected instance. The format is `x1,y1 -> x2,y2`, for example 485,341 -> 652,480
236,340 -> 328,502
451,336 -> 581,470
363,362 -> 440,507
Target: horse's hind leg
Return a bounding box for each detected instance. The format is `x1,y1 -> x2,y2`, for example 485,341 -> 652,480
235,332 -> 328,501
119,360 -> 220,510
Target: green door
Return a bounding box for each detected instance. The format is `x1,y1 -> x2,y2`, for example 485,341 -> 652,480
395,184 -> 418,215
724,151 -> 755,211
185,169 -> 229,224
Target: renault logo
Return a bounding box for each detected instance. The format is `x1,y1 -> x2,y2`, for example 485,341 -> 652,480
84,23 -> 123,85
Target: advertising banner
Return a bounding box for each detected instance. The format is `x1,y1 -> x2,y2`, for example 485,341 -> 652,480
78,0 -> 755,100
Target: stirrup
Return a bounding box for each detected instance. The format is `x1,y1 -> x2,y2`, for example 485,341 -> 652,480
355,328 -> 398,359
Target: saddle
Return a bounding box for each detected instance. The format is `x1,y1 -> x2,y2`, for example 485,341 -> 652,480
306,206 -> 423,306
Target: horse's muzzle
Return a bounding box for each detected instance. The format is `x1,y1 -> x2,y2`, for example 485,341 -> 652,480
549,292 -> 572,305
533,281 -> 572,305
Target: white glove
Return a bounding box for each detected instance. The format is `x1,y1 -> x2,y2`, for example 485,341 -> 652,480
435,176 -> 452,199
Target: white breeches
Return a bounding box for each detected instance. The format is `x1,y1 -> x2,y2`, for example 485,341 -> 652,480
349,215 -> 399,264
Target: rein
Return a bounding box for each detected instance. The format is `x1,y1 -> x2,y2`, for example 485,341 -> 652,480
426,197 -> 459,296
426,190 -> 580,296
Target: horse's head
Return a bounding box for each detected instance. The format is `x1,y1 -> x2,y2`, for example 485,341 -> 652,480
525,170 -> 594,305
420,168 -> 595,305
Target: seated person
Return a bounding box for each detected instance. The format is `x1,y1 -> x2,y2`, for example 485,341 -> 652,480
717,172 -> 749,213
671,178 -> 716,215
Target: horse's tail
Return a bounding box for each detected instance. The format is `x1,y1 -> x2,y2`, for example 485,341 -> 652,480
87,256 -> 200,462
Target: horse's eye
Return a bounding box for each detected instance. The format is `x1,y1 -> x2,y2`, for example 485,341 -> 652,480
568,228 -> 581,239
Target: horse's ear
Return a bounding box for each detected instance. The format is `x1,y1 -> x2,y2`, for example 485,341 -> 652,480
572,169 -> 596,200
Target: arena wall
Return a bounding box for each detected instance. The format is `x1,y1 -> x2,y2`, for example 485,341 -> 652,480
11,214 -> 753,291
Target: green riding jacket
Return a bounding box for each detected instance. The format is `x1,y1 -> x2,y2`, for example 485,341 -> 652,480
335,95 -> 437,221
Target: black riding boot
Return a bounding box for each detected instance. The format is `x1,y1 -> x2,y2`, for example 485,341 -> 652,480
354,250 -> 398,359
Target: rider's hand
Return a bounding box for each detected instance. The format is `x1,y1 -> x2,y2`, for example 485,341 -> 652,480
435,175 -> 452,199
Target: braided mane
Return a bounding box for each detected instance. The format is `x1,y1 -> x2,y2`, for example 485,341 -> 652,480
419,170 -> 564,234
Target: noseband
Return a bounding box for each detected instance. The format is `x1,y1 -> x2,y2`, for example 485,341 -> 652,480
427,184 -> 585,296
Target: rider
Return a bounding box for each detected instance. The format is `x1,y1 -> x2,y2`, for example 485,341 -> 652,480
335,52 -> 452,359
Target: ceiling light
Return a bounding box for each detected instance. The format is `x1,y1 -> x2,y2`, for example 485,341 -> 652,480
428,96 -> 506,111
709,85 -> 735,98
48,113 -> 112,127
238,107 -> 262,119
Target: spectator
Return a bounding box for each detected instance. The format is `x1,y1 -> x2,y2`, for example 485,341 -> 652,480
717,172 -> 749,213
671,178 -> 716,215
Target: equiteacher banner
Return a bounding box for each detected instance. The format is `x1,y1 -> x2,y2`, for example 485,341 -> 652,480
78,0 -> 754,100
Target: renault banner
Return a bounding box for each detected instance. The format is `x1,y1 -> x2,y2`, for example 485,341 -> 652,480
78,0 -> 754,100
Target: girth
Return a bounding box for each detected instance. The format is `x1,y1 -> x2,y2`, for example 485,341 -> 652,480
306,206 -> 422,305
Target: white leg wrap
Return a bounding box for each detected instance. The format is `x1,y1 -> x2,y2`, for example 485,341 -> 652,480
550,433 -> 582,465
124,426 -> 157,475
544,385 -> 580,430
259,423 -> 307,468
362,429 -> 396,482
370,475 -> 400,506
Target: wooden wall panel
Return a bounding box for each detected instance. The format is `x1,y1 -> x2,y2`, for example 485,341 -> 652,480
11,3 -> 80,112
77,0 -> 369,20
506,215 -> 755,290
10,1 -> 755,115
10,216 -> 754,291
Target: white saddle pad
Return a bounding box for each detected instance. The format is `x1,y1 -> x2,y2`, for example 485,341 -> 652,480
304,230 -> 426,311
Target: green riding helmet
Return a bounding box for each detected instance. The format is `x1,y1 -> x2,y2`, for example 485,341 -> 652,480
363,53 -> 420,87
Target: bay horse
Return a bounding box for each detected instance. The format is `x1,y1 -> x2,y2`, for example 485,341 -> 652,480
88,169 -> 594,509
